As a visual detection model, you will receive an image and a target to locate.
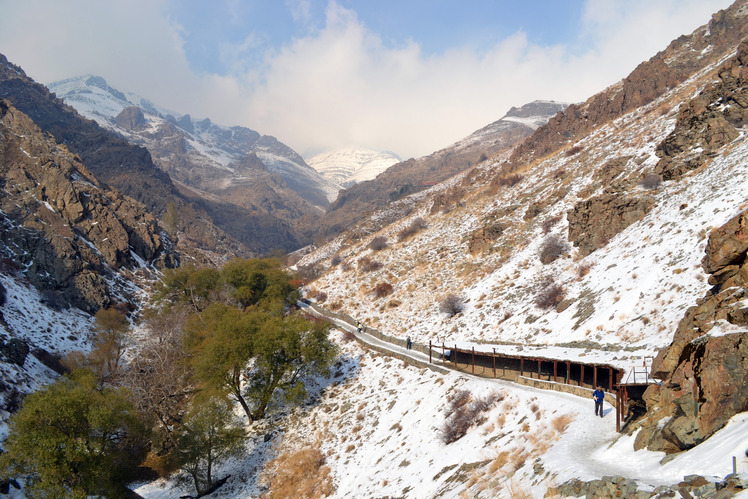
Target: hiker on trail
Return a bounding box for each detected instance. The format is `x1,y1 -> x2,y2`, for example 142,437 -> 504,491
356,321 -> 362,333
406,337 -> 412,350
593,386 -> 605,418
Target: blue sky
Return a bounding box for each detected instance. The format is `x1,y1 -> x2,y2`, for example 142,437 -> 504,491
170,1 -> 588,77
0,0 -> 735,158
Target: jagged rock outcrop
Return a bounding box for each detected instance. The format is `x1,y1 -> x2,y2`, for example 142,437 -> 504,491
0,99 -> 176,311
114,105 -> 146,130
633,209 -> 748,453
567,194 -> 655,257
557,473 -> 746,498
656,40 -> 748,180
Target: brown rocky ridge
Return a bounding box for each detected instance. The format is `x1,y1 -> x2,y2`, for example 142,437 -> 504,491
0,99 -> 176,312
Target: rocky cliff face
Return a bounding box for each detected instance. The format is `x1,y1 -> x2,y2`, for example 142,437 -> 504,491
0,54 -> 250,261
0,99 -> 176,312
633,208 -> 748,453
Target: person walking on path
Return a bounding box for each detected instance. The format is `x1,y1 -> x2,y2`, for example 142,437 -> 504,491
593,386 -> 605,418
406,337 -> 412,350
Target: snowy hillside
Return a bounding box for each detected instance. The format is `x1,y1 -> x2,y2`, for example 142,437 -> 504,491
297,52 -> 748,360
308,147 -> 401,188
132,322 -> 748,498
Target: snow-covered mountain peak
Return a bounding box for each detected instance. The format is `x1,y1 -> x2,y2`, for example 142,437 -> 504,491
307,146 -> 401,188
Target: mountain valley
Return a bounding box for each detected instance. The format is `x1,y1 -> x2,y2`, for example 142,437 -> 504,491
1,2 -> 748,498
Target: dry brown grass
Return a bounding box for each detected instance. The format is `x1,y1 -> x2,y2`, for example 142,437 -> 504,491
261,446 -> 334,498
487,451 -> 510,474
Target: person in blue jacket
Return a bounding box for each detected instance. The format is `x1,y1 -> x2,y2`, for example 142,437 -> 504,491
593,386 -> 605,417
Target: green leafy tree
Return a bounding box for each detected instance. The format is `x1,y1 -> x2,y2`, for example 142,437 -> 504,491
163,200 -> 179,239
90,307 -> 131,382
185,305 -> 336,423
169,398 -> 245,495
246,313 -> 337,420
221,258 -> 298,309
158,265 -> 221,313
0,370 -> 148,498
184,303 -> 258,422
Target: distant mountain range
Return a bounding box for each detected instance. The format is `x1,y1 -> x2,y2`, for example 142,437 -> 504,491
48,75 -> 344,252
315,100 -> 568,237
49,75 -> 341,209
307,147 -> 401,188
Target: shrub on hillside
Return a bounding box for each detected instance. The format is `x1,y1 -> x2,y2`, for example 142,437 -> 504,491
495,174 -> 524,187
329,254 -> 342,267
542,215 -> 562,234
372,282 -> 394,299
640,173 -> 662,190
358,257 -> 382,273
439,294 -> 465,317
439,390 -> 501,444
41,289 -> 68,311
296,264 -> 321,283
539,234 -> 569,264
397,217 -> 428,241
565,145 -> 583,156
260,446 -> 333,498
535,278 -> 566,310
368,236 -> 389,251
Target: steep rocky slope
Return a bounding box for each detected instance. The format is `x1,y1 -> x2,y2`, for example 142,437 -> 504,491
318,100 -> 567,237
0,99 -> 175,312
0,56 -> 252,260
297,1 -> 748,456
49,75 -> 339,248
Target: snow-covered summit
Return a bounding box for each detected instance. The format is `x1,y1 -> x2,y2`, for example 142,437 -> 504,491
307,146 -> 401,188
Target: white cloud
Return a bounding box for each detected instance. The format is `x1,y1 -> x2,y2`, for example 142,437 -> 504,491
0,0 -> 735,159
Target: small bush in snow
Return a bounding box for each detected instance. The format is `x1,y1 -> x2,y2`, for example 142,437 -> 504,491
397,217 -> 428,241
368,236 -> 389,251
495,174 -> 524,187
41,289 -> 67,311
439,390 -> 500,444
641,173 -> 662,190
372,282 -> 394,299
535,278 -> 566,310
315,291 -> 327,303
539,234 -> 569,264
358,257 -> 382,273
542,215 -> 562,234
439,294 -> 465,317
329,254 -> 342,267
